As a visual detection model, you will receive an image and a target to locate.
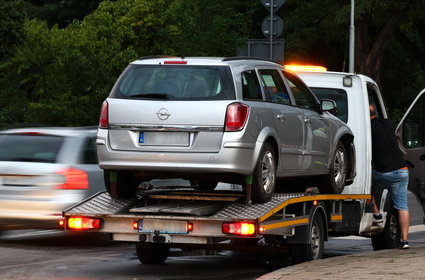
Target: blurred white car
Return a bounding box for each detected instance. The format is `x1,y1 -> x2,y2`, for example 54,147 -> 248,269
0,127 -> 105,231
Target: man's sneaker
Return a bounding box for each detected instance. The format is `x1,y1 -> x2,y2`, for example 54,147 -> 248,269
400,240 -> 410,249
373,213 -> 383,223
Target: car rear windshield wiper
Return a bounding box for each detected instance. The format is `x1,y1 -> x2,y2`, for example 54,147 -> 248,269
128,93 -> 170,99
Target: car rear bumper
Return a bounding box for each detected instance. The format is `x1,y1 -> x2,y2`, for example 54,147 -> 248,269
97,140 -> 258,176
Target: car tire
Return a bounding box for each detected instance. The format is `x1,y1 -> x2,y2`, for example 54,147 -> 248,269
104,170 -> 139,199
136,243 -> 169,265
251,143 -> 276,203
189,180 -> 218,191
320,142 -> 347,194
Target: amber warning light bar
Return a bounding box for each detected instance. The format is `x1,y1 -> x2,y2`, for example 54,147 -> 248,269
285,65 -> 327,72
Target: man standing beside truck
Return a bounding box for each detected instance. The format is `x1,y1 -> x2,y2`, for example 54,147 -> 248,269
370,105 -> 410,249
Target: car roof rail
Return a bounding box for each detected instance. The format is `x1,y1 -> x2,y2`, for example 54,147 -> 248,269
138,55 -> 178,60
222,56 -> 278,64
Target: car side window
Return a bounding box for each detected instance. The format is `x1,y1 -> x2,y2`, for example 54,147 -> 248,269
258,69 -> 290,104
81,137 -> 98,164
284,71 -> 319,110
242,70 -> 263,100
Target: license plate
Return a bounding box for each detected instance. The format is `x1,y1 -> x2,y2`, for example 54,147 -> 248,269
138,219 -> 188,234
139,132 -> 189,146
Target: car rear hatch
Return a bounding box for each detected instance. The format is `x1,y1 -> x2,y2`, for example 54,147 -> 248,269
106,62 -> 237,153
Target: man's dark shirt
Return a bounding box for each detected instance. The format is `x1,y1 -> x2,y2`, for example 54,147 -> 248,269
371,118 -> 406,172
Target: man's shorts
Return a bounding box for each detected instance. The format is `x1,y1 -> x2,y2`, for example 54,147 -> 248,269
372,168 -> 409,211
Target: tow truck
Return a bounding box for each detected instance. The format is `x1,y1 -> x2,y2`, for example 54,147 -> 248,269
62,67 -> 425,265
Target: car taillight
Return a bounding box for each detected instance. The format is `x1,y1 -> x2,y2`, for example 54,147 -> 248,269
225,102 -> 249,132
55,167 -> 89,190
67,216 -> 101,230
222,222 -> 256,236
99,101 -> 108,129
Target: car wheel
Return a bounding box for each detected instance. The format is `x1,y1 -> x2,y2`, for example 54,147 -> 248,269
104,170 -> 139,198
251,143 -> 276,203
136,243 -> 169,265
189,180 -> 218,191
321,142 -> 347,194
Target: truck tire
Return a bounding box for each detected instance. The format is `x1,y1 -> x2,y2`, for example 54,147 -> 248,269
371,206 -> 400,250
251,143 -> 276,203
189,180 -> 218,191
136,243 -> 169,265
104,170 -> 139,198
291,212 -> 325,264
320,142 -> 347,194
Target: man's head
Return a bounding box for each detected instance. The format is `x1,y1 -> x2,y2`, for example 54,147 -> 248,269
369,105 -> 377,120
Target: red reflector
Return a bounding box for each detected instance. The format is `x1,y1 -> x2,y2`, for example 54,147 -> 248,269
222,222 -> 256,235
225,103 -> 249,131
187,222 -> 193,232
259,226 -> 265,234
55,167 -> 89,190
99,101 -> 109,129
67,217 -> 101,230
164,60 -> 187,64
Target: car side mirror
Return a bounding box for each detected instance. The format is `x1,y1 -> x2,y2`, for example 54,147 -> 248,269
320,99 -> 339,115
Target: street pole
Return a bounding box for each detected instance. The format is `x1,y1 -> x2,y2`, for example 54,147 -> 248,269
269,0 -> 274,60
349,0 -> 355,73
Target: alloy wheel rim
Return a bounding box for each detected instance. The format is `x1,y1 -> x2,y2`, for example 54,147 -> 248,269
261,151 -> 275,194
333,148 -> 346,188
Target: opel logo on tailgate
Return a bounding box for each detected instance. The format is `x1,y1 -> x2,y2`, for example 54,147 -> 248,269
156,108 -> 171,120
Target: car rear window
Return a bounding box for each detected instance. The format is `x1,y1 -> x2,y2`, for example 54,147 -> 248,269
0,133 -> 64,163
110,65 -> 235,100
310,87 -> 348,123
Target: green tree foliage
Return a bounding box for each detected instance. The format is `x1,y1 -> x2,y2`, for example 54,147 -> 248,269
0,0 -> 256,128
1,0 -> 424,127
24,0 -> 102,28
0,0 -> 26,61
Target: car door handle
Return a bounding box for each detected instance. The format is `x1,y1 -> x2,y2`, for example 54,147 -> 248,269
276,114 -> 285,121
304,117 -> 311,123
420,154 -> 425,161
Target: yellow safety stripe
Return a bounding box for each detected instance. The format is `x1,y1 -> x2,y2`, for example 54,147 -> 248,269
258,194 -> 370,223
262,218 -> 309,230
331,214 -> 343,222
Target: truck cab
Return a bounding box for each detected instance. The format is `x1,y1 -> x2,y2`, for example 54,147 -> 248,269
296,67 -> 425,245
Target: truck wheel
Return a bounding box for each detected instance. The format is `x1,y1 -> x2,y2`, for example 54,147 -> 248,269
104,170 -> 138,198
321,142 -> 347,194
136,243 -> 169,265
291,213 -> 325,263
371,206 -> 400,250
189,180 -> 218,191
251,143 -> 276,203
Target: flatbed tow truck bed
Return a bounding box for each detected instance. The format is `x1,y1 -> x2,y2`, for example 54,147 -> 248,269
63,187 -> 371,264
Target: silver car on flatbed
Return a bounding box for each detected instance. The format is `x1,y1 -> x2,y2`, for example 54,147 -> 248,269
97,57 -> 355,203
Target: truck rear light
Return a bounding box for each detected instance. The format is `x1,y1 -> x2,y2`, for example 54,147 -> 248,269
99,101 -> 109,129
225,103 -> 249,132
222,222 -> 256,236
55,167 -> 89,190
187,222 -> 193,232
67,217 -> 101,230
